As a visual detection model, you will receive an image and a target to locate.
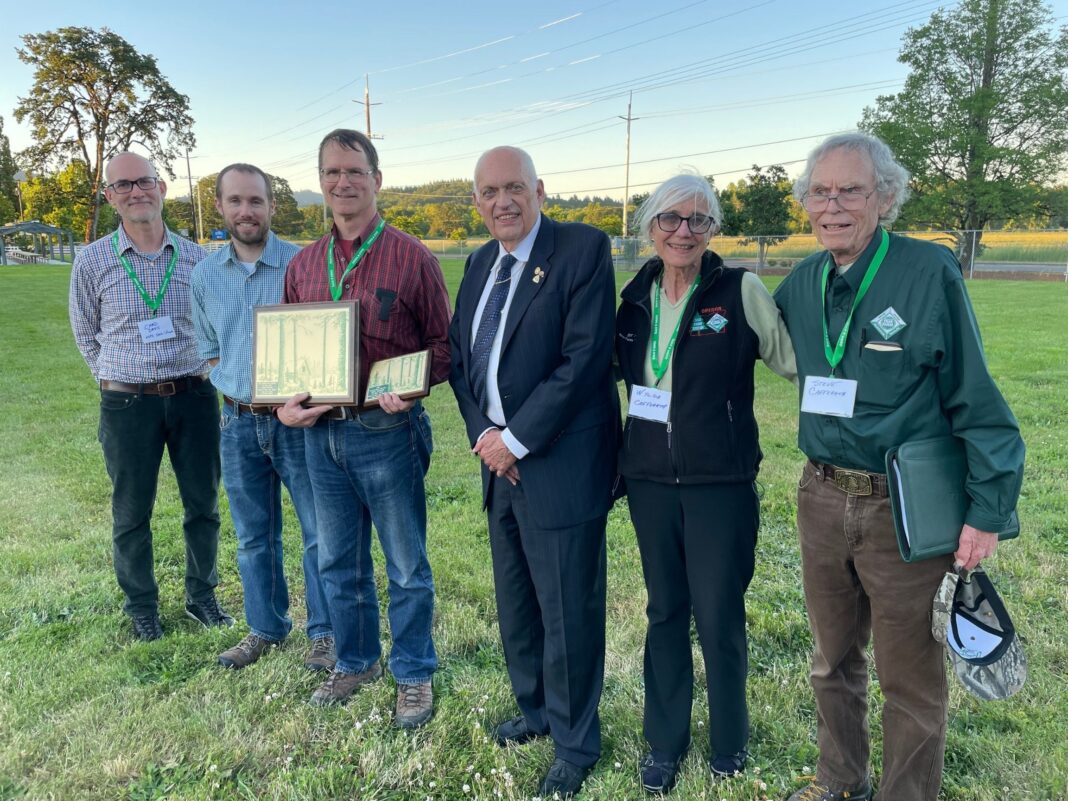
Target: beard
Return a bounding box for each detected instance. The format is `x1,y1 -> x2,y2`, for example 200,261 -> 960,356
229,221 -> 268,247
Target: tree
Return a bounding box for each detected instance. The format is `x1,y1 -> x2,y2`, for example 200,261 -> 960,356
861,0 -> 1068,266
193,175 -> 223,235
21,161 -> 115,235
300,204 -> 327,239
269,175 -> 302,237
14,27 -> 195,241
0,116 -> 19,223
723,166 -> 792,267
162,198 -> 194,237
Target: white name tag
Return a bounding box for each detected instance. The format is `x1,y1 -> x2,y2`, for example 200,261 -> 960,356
628,384 -> 671,423
801,375 -> 857,418
138,315 -> 176,344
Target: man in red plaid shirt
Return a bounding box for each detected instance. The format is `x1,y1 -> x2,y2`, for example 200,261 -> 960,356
278,129 -> 451,728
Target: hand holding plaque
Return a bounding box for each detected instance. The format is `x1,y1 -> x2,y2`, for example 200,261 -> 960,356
364,349 -> 432,407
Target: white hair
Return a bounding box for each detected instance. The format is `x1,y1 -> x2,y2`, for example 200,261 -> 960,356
634,171 -> 722,239
793,132 -> 911,225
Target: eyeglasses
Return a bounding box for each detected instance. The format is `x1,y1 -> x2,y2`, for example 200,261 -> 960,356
107,177 -> 159,194
320,167 -> 376,183
801,188 -> 874,212
654,212 -> 714,234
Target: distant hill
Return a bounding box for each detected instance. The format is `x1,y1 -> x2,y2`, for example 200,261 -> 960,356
294,190 -> 323,207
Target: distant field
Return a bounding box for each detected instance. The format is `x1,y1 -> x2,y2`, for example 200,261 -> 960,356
711,229 -> 1068,265
1,265 -> 1065,800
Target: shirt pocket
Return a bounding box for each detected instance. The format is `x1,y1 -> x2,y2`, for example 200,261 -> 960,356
855,343 -> 915,409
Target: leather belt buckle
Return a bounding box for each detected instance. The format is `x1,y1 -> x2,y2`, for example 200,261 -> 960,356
158,381 -> 178,396
834,469 -> 872,496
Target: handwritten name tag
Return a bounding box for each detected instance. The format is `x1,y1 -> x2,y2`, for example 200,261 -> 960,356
138,315 -> 176,344
801,376 -> 857,418
628,384 -> 671,424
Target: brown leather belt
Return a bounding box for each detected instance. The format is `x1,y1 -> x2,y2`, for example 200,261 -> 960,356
810,460 -> 889,497
223,395 -> 275,416
100,375 -> 208,396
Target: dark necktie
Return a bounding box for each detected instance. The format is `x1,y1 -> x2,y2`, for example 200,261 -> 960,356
470,253 -> 517,409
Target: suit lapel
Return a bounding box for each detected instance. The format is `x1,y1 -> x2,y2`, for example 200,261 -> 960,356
501,215 -> 555,353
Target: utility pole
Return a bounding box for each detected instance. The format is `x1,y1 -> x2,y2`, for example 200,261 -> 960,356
618,92 -> 639,237
184,148 -> 198,241
193,181 -> 205,245
354,74 -> 384,140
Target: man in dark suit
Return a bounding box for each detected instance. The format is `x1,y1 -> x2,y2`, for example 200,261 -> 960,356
449,146 -> 619,798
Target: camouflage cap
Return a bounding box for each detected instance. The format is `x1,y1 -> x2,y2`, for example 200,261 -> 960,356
931,567 -> 1026,701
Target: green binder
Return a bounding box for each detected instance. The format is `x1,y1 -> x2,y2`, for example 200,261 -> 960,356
885,436 -> 1019,563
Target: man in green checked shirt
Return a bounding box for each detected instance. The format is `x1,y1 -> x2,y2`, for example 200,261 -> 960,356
69,152 -> 231,643
774,133 -> 1024,801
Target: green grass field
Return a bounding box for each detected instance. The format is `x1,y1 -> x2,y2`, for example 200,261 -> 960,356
0,261 -> 1065,801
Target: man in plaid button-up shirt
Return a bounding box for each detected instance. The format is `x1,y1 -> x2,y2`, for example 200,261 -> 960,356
277,129 -> 451,727
69,152 -> 228,642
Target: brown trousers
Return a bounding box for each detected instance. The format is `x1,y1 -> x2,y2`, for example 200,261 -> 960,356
797,461 -> 953,801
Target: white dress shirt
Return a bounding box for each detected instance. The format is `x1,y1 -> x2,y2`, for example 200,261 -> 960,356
470,215 -> 543,458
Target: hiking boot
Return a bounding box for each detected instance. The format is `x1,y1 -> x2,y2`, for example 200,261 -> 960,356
710,749 -> 747,779
304,636 -> 337,672
218,633 -> 279,669
185,595 -> 235,628
309,662 -> 383,707
394,681 -> 433,729
131,613 -> 163,641
786,778 -> 873,801
640,750 -> 686,794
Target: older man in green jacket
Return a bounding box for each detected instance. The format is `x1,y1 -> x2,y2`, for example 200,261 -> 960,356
774,133 -> 1024,801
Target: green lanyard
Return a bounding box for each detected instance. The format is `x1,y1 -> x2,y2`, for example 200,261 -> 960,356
111,230 -> 179,314
326,218 -> 386,301
650,271 -> 700,385
821,227 -> 889,376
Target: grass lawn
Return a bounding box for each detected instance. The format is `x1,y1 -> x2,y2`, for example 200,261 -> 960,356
0,261 -> 1065,801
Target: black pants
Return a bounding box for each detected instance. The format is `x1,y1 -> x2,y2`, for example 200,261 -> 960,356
627,479 -> 758,758
98,383 -> 221,616
487,475 -> 607,769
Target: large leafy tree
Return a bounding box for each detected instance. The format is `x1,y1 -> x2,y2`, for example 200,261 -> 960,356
21,161 -> 116,235
0,116 -> 20,223
14,26 -> 195,242
861,0 -> 1068,266
718,166 -> 793,267
268,175 -> 302,238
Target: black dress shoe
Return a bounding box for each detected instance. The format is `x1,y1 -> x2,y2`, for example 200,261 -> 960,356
640,750 -> 686,794
539,758 -> 590,799
492,715 -> 546,746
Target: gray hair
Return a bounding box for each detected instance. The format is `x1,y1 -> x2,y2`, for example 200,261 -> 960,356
793,132 -> 911,225
634,171 -> 723,239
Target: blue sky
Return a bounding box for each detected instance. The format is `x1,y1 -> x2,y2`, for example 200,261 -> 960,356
2,0 -> 1066,201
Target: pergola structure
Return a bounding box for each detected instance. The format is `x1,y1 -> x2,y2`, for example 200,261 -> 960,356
0,220 -> 77,265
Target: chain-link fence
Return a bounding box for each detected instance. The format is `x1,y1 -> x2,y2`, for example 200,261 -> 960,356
610,229 -> 1068,280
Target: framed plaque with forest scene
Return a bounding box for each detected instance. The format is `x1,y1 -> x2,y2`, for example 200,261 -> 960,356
251,301 -> 358,405
364,349 -> 432,407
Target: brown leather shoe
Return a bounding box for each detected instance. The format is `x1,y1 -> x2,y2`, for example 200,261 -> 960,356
304,636 -> 337,672
394,681 -> 433,729
309,662 -> 383,707
218,633 -> 279,669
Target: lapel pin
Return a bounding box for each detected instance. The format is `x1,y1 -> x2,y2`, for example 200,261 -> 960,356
532,266 -> 545,284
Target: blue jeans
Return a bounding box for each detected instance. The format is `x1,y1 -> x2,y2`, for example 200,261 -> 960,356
303,404 -> 436,682
220,405 -> 331,643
